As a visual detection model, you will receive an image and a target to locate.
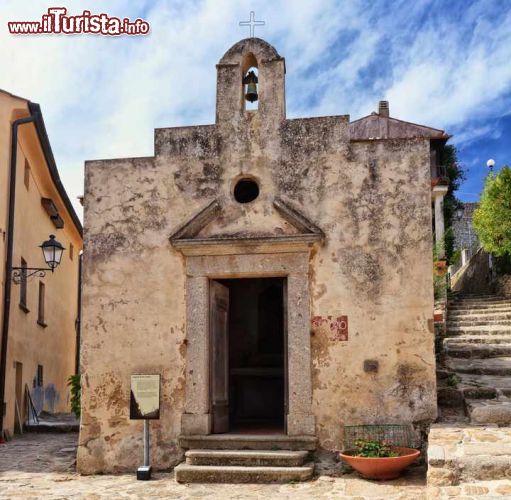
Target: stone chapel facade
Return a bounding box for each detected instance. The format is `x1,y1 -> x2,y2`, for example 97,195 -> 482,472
78,38 -> 440,473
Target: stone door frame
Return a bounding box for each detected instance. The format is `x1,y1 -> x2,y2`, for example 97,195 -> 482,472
180,250 -> 315,436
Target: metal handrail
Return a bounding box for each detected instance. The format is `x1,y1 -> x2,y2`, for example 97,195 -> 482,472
24,384 -> 39,425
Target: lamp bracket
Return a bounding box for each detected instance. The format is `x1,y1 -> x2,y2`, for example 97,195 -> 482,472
11,267 -> 52,284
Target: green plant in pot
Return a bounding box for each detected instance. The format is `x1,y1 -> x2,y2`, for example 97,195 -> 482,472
353,439 -> 399,458
340,439 -> 420,480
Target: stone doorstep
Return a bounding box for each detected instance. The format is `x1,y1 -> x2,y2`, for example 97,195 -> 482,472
185,449 -> 309,467
174,463 -> 314,483
24,423 -> 80,433
178,434 -> 318,451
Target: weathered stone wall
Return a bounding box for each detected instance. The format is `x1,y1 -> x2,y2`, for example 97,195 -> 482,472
78,38 -> 436,473
451,248 -> 493,294
496,274 -> 511,298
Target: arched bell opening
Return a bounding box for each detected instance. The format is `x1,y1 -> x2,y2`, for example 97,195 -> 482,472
241,53 -> 259,111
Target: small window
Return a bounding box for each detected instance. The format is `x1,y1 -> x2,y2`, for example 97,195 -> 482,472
37,365 -> 43,387
37,282 -> 46,327
69,243 -> 74,261
24,160 -> 30,190
234,178 -> 259,204
19,257 -> 28,312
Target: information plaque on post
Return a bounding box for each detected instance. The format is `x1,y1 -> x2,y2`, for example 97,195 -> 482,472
130,374 -> 160,480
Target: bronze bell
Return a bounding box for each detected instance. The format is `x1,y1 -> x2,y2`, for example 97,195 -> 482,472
243,70 -> 258,103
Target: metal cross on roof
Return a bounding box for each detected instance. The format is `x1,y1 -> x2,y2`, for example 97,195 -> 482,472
239,11 -> 265,38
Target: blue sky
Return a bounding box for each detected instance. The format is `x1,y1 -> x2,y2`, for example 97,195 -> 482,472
1,0 -> 511,216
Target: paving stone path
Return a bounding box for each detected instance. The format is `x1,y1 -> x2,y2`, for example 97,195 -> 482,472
1,433 -> 510,499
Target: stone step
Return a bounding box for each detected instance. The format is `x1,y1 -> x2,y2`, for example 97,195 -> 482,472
185,449 -> 309,467
433,480 -> 511,496
179,434 -> 317,451
445,357 -> 511,376
444,335 -> 511,345
427,425 -> 511,485
449,293 -> 508,302
467,399 -> 511,425
448,305 -> 511,313
446,326 -> 511,336
437,383 -> 510,401
452,294 -> 505,299
174,463 -> 314,483
443,343 -> 511,358
457,373 -> 511,393
450,297 -> 508,304
447,312 -> 511,322
447,318 -> 511,327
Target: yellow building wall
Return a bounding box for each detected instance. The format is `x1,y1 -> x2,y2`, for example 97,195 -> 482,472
0,91 -> 82,435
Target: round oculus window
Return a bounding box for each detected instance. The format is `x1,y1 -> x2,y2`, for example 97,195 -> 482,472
234,178 -> 259,203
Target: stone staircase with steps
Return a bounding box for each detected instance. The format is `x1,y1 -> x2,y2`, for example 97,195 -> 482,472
429,292 -> 511,486
175,434 -> 316,483
438,293 -> 511,425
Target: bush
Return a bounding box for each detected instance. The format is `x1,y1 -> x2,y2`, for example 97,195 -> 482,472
67,374 -> 81,418
473,166 -> 511,257
353,439 -> 399,458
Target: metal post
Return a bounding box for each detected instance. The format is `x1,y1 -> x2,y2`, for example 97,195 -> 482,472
143,419 -> 149,466
137,419 -> 152,480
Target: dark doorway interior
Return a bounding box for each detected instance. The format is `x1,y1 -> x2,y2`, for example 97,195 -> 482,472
217,277 -> 285,433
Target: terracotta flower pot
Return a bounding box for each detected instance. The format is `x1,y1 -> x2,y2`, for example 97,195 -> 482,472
434,260 -> 448,277
434,312 -> 443,322
339,447 -> 420,480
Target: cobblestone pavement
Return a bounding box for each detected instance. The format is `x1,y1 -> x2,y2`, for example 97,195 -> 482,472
0,433 -> 510,499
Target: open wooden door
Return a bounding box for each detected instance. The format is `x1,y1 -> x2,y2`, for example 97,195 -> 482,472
209,280 -> 230,433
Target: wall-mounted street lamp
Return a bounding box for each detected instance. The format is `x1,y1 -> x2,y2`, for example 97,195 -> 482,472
11,235 -> 65,284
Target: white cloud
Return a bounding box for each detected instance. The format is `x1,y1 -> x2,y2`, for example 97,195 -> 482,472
1,1 -> 511,220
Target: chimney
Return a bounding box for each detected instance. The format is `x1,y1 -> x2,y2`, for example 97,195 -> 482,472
378,100 -> 389,118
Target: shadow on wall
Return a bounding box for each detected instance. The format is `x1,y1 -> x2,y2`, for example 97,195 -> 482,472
31,384 -> 60,414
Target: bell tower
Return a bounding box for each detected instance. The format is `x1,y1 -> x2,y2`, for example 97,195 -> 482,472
215,38 -> 286,124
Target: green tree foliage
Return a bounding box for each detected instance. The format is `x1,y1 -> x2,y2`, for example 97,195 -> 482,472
67,374 -> 81,418
473,166 -> 511,257
439,145 -> 466,261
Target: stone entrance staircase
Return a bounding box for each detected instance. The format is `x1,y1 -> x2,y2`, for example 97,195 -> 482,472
429,292 -> 511,487
175,434 -> 316,483
439,293 -> 511,424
